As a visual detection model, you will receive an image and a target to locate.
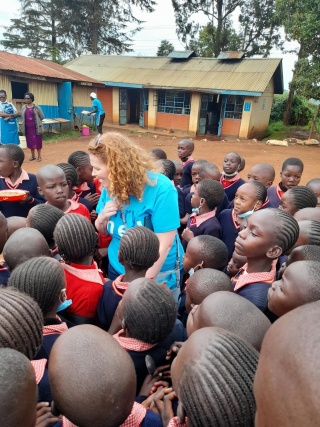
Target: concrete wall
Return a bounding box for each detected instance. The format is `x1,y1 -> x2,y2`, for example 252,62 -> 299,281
221,118 -> 241,137
189,92 -> 200,136
155,112 -> 190,132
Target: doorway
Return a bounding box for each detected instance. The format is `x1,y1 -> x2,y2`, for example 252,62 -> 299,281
127,89 -> 140,124
198,93 -> 223,135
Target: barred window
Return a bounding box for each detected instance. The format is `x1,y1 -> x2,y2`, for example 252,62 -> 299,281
157,90 -> 191,115
224,95 -> 244,119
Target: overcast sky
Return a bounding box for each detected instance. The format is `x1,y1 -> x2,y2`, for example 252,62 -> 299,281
0,0 -> 298,89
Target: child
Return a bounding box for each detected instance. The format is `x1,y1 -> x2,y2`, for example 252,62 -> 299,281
149,148 -> 167,160
247,163 -> 275,189
114,277 -> 186,392
284,244 -> 320,272
165,327 -> 258,427
254,301 -> 320,427
220,152 -> 245,201
187,292 -> 271,351
8,256 -> 69,359
306,177 -> 320,206
267,157 -> 304,208
26,204 -> 64,255
49,324 -> 162,427
172,160 -> 183,187
280,185 -> 317,216
157,159 -> 176,182
183,235 -> 228,275
292,219 -> 320,250
185,268 -> 232,313
0,144 -> 45,217
37,165 -> 91,220
268,260 -> 320,318
233,208 -> 299,314
225,250 -> 247,278
183,159 -> 208,195
3,228 -> 50,271
177,139 -> 194,187
53,214 -> 104,323
181,179 -> 224,248
0,212 -> 9,285
6,216 -> 26,237
219,181 -> 267,260
294,206 -> 320,222
98,226 -> 160,331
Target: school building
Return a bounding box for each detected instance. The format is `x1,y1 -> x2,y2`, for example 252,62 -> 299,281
65,52 -> 283,139
0,50 -> 103,127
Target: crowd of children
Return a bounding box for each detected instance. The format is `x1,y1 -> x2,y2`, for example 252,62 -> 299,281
0,136 -> 320,427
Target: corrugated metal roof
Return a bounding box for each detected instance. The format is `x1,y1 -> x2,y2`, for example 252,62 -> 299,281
217,51 -> 245,59
0,51 -> 102,85
65,55 -> 283,94
168,50 -> 196,59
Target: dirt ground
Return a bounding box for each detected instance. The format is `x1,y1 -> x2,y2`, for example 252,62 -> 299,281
24,124 -> 320,184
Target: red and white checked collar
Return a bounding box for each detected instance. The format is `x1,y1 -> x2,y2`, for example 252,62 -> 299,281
220,173 -> 241,188
43,321 -> 68,336
167,416 -> 188,427
181,157 -> 194,167
62,261 -> 104,285
31,358 -> 47,384
190,210 -> 216,227
62,417 -> 77,427
233,259 -> 277,291
113,330 -> 157,352
113,274 -> 130,293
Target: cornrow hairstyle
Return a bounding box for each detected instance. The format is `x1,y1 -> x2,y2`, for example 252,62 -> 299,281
307,220 -> 320,246
122,278 -> 176,344
267,208 -> 299,254
179,328 -> 258,427
158,159 -> 176,181
248,180 -> 267,203
282,157 -> 304,172
67,151 -> 90,168
0,287 -> 43,359
53,214 -> 97,263
57,163 -> 79,187
28,204 -> 64,245
119,226 -> 159,271
150,148 -> 167,160
0,144 -> 24,166
198,179 -> 225,209
286,186 -> 317,211
8,257 -> 65,317
195,236 -> 228,270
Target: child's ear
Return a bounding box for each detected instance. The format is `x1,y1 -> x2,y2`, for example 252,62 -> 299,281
122,319 -> 126,331
13,160 -> 19,168
266,245 -> 282,259
255,200 -> 263,210
37,186 -> 43,196
266,180 -> 273,189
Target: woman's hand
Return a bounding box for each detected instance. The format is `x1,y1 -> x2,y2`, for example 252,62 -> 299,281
95,200 -> 118,232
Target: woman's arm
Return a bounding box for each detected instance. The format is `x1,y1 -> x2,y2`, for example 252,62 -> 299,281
95,200 -> 119,233
146,230 -> 177,279
36,105 -> 45,120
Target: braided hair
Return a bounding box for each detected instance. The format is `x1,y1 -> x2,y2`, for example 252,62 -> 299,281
197,179 -> 225,209
249,180 -> 267,204
8,257 -> 65,317
119,226 -> 159,271
179,329 -> 258,427
306,220 -> 320,246
157,159 -> 176,181
266,208 -> 299,254
122,278 -> 176,344
0,144 -> 24,166
53,214 -> 97,263
57,163 -> 79,187
0,287 -> 43,359
282,157 -> 304,172
68,151 -> 90,168
28,204 -> 64,245
285,186 -> 317,211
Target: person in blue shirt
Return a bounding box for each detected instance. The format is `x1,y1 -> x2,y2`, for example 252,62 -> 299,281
89,92 -> 105,134
88,132 -> 183,301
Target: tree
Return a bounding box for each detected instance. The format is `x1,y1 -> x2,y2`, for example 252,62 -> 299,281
1,0 -> 156,62
157,40 -> 175,56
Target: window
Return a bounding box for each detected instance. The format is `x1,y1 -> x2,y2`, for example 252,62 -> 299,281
157,90 -> 190,115
224,95 -> 244,119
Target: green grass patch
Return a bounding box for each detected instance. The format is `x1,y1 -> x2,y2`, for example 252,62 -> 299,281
43,129 -> 80,144
263,121 -> 291,140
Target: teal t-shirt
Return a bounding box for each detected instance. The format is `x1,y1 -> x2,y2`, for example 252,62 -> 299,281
96,172 -> 183,288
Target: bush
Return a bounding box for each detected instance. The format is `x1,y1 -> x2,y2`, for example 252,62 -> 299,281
270,94 -> 314,125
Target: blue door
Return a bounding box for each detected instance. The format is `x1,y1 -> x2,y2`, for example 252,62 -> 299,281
58,82 -> 73,123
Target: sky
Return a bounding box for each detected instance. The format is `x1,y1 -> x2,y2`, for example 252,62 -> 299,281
0,0 -> 299,89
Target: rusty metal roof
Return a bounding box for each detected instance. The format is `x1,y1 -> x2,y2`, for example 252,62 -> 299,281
217,51 -> 245,59
0,50 -> 102,85
65,55 -> 283,94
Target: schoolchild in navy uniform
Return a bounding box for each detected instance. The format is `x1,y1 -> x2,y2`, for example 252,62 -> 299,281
219,181 -> 267,260
0,144 -> 45,218
233,208 -> 299,315
0,212 -> 9,285
181,179 -> 224,249
267,157 -> 304,208
49,325 -> 162,427
177,139 -> 195,188
278,244 -> 320,280
225,249 -> 247,278
306,177 -> 320,207
26,203 -> 64,258
279,185 -> 317,216
198,162 -> 229,215
245,163 -> 275,209
98,226 -> 160,331
220,152 -> 245,201
172,160 -> 183,188
113,278 -> 186,393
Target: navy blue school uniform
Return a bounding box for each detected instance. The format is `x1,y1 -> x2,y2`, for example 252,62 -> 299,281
220,174 -> 245,201
177,186 -> 186,219
0,171 -> 45,217
219,209 -> 239,260
0,261 -> 10,286
180,159 -> 194,188
267,184 -> 286,209
34,317 -> 68,360
182,212 -> 222,250
185,190 -> 229,217
97,278 -> 125,331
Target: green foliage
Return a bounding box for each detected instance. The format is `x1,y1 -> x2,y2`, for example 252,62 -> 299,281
43,129 -> 80,143
263,121 -> 291,140
270,94 -> 314,126
157,40 -> 175,56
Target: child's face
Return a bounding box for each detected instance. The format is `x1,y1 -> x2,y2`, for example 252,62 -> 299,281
226,251 -> 247,276
78,162 -> 94,183
38,171 -> 69,209
247,166 -> 273,189
183,240 -> 201,273
223,153 -> 240,175
89,154 -> 109,190
191,164 -> 202,185
279,191 -> 297,216
268,262 -> 306,317
280,166 -> 302,190
177,141 -> 193,160
173,164 -> 183,186
233,183 -> 260,215
235,210 -> 279,259
0,149 -> 16,178
186,304 -> 202,337
307,182 -> 320,207
191,186 -> 202,209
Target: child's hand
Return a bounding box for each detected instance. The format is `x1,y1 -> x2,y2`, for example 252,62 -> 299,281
18,191 -> 32,204
153,387 -> 177,427
90,209 -> 98,222
166,342 -> 184,361
85,193 -> 100,206
35,402 -> 61,427
180,213 -> 190,225
139,364 -> 171,396
181,227 -> 194,242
